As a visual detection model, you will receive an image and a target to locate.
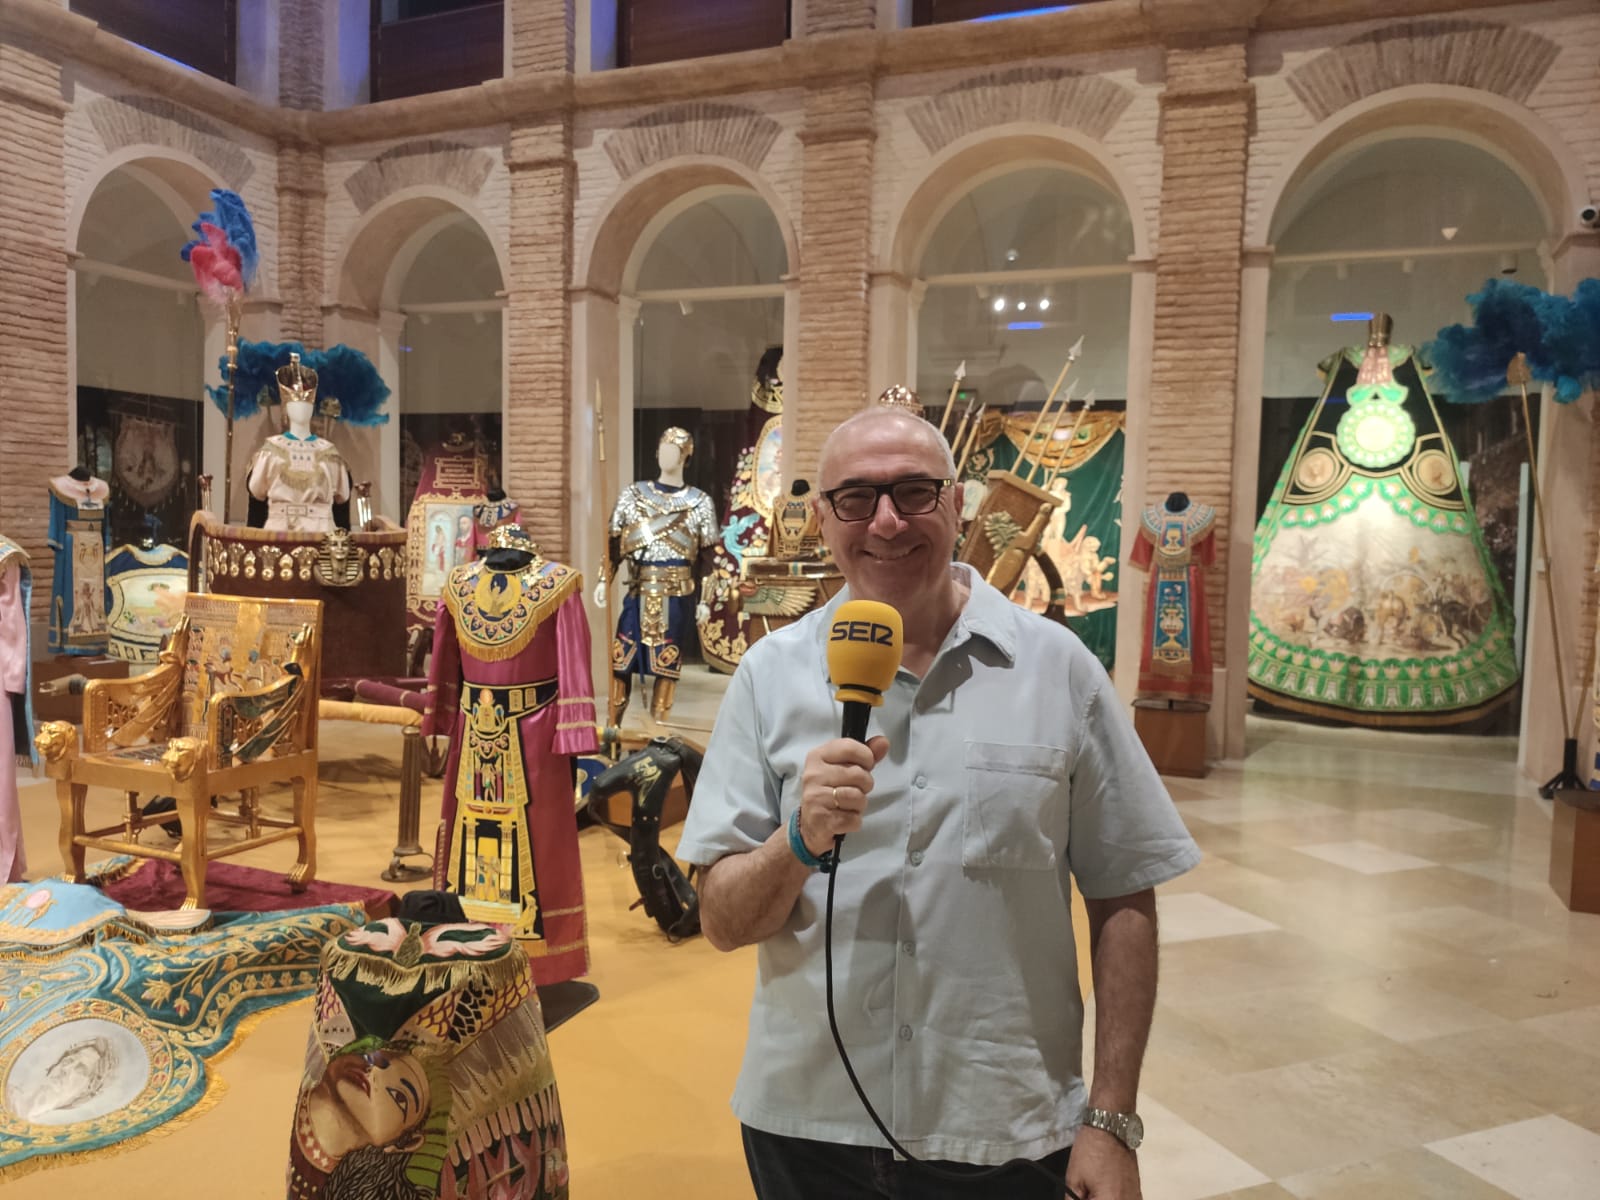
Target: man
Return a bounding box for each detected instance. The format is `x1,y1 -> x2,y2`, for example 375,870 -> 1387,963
676,406 -> 1200,1199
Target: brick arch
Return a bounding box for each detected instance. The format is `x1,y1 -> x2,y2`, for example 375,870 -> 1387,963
85,95 -> 254,190
580,158 -> 797,297
342,139 -> 496,214
887,127 -> 1151,275
1254,86 -> 1584,246
66,149 -> 223,257
602,103 -> 783,181
1287,19 -> 1560,124
906,66 -> 1134,154
331,189 -> 506,313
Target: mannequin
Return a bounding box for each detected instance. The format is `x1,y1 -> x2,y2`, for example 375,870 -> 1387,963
595,428 -> 719,726
46,465 -> 112,655
1129,490 -> 1216,705
424,524 -> 599,984
472,481 -> 521,558
247,353 -> 351,532
0,534 -> 32,882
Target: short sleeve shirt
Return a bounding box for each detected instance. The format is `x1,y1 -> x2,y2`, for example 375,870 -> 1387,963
676,564 -> 1201,1165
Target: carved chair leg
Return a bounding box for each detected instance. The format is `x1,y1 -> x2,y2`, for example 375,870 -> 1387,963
175,791 -> 210,910
286,772 -> 317,892
56,781 -> 88,883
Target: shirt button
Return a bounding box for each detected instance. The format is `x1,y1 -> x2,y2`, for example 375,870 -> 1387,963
914,774 -> 927,788
909,850 -> 925,866
902,941 -> 915,956
898,1025 -> 913,1041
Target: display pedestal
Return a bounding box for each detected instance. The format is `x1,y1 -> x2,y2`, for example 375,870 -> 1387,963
1550,789 -> 1600,914
1133,702 -> 1208,779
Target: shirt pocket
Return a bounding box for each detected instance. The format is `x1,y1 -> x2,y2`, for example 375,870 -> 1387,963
961,740 -> 1067,871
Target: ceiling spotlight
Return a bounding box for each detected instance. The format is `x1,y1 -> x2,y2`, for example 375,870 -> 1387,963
1334,262 -> 1349,281
992,297 -> 1007,313
1016,300 -> 1027,311
1441,226 -> 1459,241
1005,248 -> 1019,263
1038,298 -> 1051,312
1401,258 -> 1415,275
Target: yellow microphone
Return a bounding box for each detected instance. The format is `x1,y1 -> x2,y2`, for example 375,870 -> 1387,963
826,600 -> 904,744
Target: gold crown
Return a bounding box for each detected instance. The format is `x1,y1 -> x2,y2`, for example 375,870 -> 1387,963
875,385 -> 926,420
660,426 -> 694,459
487,524 -> 539,554
276,352 -> 319,405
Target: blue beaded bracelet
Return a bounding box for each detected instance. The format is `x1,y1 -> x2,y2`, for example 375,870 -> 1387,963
788,806 -> 828,871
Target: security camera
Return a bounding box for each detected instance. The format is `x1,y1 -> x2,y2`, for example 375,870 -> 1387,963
1580,203 -> 1600,229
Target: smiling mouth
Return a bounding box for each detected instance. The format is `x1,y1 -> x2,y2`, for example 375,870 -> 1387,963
863,545 -> 919,562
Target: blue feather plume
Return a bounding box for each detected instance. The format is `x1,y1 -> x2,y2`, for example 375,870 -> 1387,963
208,340 -> 390,426
1427,278 -> 1600,405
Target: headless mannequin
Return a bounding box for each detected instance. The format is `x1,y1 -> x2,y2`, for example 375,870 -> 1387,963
486,486 -> 507,504
1165,491 -> 1189,514
69,465 -> 92,483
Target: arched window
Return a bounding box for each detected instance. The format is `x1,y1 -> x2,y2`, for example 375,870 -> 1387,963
629,190 -> 788,492
916,165 -> 1134,414
74,165 -> 210,545
397,215 -> 505,508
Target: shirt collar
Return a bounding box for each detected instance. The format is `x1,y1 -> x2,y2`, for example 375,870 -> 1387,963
816,561 -> 1018,672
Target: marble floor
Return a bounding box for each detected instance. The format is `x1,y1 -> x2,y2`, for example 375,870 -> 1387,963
9,703 -> 1600,1198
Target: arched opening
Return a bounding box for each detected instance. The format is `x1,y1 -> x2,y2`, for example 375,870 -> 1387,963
72,158 -> 215,548
330,192 -> 505,522
913,162 -> 1136,670
394,214 -> 505,514
1249,132 -> 1553,739
626,187 -> 788,493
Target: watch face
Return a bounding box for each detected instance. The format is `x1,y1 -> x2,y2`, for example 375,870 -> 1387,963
1124,1113 -> 1144,1149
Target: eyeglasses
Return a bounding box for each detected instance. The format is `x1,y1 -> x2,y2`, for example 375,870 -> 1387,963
821,477 -> 953,523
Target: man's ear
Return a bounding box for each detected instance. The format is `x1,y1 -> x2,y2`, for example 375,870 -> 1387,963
390,1128 -> 428,1154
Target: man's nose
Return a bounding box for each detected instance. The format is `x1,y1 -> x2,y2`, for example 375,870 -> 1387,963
868,491 -> 907,536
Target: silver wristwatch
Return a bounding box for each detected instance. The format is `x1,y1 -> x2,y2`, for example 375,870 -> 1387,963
1083,1107 -> 1144,1151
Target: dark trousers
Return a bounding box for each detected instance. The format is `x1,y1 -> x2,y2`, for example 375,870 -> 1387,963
742,1126 -> 1071,1200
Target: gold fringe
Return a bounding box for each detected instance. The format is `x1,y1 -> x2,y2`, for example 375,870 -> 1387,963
322,934 -> 531,998
442,564 -> 581,663
1247,680 -> 1520,729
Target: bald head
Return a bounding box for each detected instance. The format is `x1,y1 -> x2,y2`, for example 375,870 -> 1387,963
817,407 -> 956,488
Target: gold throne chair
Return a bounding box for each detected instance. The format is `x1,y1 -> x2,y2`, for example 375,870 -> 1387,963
35,592 -> 324,910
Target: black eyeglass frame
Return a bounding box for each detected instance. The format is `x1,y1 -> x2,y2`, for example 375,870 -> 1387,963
819,477 -> 955,523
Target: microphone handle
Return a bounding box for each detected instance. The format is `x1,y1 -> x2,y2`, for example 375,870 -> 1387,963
834,700 -> 873,863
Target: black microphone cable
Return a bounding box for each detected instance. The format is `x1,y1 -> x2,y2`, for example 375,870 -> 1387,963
821,839 -> 1084,1200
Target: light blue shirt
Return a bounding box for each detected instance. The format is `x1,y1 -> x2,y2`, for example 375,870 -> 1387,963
677,564 -> 1201,1164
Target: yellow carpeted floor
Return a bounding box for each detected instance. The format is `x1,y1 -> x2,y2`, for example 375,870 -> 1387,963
7,719 -> 1093,1198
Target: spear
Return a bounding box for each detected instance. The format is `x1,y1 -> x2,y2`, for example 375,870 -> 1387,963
937,361 -> 968,436
1028,389 -> 1096,486
954,405 -> 989,478
595,380 -> 615,641
1018,335 -> 1084,458
947,387 -> 980,461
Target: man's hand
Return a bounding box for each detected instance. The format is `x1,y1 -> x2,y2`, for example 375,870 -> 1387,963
797,735 -> 889,857
1066,1126 -> 1141,1200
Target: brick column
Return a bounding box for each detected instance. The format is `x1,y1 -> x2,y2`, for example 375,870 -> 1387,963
802,0 -> 878,35
1146,38 -> 1254,673
0,37 -> 69,621
503,1 -> 576,559
277,141 -> 326,347
278,0 -> 326,111
793,76 -> 877,480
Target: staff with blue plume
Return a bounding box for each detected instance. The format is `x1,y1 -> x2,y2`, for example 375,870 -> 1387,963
1426,279 -> 1600,794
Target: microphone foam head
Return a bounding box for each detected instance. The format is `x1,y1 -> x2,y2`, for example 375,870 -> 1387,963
827,600 -> 905,707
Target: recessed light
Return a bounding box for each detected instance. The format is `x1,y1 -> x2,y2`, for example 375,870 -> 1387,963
992,297 -> 1007,313
1038,298 -> 1051,311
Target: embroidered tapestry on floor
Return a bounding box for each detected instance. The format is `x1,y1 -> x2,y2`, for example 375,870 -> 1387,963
0,863 -> 368,1180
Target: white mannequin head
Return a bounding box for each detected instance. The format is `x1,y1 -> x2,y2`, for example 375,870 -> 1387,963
285,398 -> 315,438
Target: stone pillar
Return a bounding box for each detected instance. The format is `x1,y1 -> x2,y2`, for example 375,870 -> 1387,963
1115,255 -> 1159,709
277,140 -> 327,347
1145,30 -> 1256,707
503,1 -> 576,560
794,75 -> 877,482
1222,245 -> 1273,760
278,0 -> 326,111
802,0 -> 878,35
867,271 -> 917,402
0,36 -> 70,625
